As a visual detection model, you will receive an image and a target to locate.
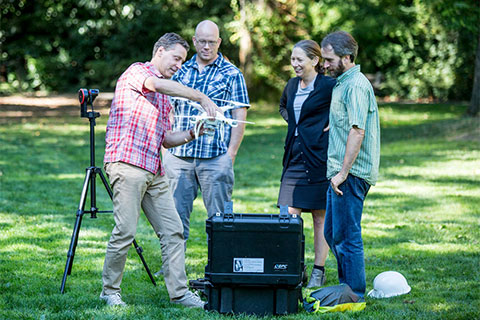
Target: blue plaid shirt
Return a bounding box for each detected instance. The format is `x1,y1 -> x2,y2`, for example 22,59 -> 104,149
169,53 -> 249,158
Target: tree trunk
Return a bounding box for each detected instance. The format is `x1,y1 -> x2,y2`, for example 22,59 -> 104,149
466,32 -> 480,117
238,0 -> 254,86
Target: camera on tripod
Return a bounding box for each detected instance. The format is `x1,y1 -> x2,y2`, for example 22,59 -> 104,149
78,88 -> 99,118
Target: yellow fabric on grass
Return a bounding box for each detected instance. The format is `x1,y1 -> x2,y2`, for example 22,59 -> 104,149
309,299 -> 366,313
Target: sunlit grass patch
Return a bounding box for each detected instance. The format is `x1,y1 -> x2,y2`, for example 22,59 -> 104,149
0,102 -> 478,319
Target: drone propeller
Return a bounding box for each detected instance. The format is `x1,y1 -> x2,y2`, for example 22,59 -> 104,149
175,114 -> 254,126
170,96 -> 250,114
211,98 -> 251,108
169,97 -> 205,113
170,97 -> 254,140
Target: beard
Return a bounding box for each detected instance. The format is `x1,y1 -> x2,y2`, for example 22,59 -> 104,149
331,60 -> 346,78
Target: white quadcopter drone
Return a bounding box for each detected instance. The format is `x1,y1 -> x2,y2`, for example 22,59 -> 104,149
170,97 -> 254,140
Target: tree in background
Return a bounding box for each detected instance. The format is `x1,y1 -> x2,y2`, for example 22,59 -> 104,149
470,33 -> 480,116
422,0 -> 479,116
1,0 -> 478,116
227,0 -> 478,113
0,0 -> 234,92
227,0 -> 309,99
329,0 -> 468,101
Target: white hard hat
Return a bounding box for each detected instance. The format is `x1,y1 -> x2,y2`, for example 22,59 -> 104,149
367,271 -> 411,299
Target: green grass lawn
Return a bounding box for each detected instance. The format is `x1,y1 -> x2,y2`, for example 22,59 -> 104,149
0,101 -> 479,319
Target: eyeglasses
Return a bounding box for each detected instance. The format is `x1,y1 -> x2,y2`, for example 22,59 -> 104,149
196,39 -> 218,47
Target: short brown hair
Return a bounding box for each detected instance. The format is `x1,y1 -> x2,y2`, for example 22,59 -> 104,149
152,33 -> 190,58
321,31 -> 358,63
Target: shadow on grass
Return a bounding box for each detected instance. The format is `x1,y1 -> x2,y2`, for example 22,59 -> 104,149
381,115 -> 478,143
1,102 -> 479,319
362,249 -> 479,320
0,100 -> 111,124
375,172 -> 480,188
365,192 -> 436,213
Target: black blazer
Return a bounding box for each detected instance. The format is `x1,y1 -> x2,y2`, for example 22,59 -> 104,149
279,74 -> 336,183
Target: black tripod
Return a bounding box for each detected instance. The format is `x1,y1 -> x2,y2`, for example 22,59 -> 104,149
60,89 -> 156,293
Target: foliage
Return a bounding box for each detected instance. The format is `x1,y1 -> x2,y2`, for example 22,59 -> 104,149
0,99 -> 479,319
225,0 -> 479,101
0,0 -> 234,92
349,0 -> 467,100
0,0 -> 479,103
227,0 -> 307,95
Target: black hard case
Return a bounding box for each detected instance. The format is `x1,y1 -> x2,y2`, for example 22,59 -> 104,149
204,204 -> 304,315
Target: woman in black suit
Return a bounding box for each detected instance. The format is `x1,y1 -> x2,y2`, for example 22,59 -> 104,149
278,40 -> 336,288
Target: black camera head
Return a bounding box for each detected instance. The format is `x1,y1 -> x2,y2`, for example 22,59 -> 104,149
79,88 -> 99,118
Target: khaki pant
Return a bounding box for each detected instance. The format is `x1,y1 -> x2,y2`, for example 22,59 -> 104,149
102,162 -> 187,299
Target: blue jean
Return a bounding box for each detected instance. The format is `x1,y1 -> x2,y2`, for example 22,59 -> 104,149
324,174 -> 370,298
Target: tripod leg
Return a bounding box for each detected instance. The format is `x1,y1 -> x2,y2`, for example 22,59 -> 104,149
60,168 -> 92,293
97,168 -> 113,200
98,168 -> 157,287
133,239 -> 157,286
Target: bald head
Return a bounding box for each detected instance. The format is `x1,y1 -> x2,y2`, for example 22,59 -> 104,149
193,20 -> 221,66
195,20 -> 219,39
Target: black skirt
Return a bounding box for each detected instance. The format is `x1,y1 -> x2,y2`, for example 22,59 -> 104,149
277,136 -> 328,211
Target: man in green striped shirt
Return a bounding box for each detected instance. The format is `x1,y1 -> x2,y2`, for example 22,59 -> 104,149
320,31 -> 380,299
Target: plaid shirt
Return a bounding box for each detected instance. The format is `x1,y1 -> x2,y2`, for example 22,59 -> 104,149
104,61 -> 171,175
169,53 -> 249,158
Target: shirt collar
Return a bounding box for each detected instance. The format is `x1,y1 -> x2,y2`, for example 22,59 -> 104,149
144,61 -> 163,78
336,64 -> 361,85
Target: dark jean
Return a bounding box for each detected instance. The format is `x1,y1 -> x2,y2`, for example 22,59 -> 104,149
324,174 -> 370,298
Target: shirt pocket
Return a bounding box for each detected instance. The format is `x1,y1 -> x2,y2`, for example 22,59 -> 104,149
206,80 -> 229,100
330,98 -> 348,128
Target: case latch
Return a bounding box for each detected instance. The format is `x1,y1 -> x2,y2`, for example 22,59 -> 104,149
279,205 -> 290,226
223,201 -> 234,226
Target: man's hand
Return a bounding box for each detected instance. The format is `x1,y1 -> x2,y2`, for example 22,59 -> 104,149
331,171 -> 348,196
200,96 -> 220,118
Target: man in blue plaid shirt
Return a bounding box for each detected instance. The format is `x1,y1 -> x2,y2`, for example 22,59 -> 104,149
165,20 -> 250,246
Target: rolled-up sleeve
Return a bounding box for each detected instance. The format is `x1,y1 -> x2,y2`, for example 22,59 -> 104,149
346,85 -> 369,130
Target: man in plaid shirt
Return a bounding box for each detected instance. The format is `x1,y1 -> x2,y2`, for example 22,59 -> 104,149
101,33 -> 218,308
164,20 -> 250,247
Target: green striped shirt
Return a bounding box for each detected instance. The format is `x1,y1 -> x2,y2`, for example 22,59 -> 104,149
327,65 -> 380,185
